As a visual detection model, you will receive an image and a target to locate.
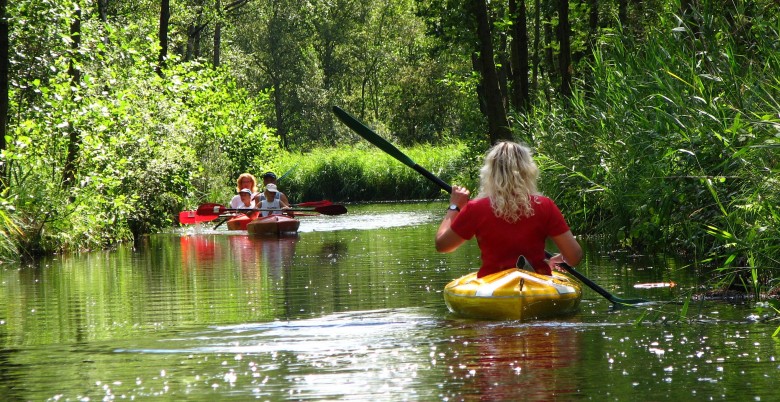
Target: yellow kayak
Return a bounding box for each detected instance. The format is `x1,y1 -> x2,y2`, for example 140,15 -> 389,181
443,268 -> 582,320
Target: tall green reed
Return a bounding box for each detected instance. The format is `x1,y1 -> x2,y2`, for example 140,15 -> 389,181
524,6 -> 779,296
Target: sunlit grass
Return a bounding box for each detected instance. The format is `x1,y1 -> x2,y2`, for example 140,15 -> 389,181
271,142 -> 472,203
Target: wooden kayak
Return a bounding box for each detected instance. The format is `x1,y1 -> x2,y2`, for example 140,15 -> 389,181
226,211 -> 261,230
443,268 -> 582,320
246,215 -> 300,236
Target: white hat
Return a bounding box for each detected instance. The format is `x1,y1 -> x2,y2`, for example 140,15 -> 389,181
265,183 -> 278,192
239,188 -> 252,195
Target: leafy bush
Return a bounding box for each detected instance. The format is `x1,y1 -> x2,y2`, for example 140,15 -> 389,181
0,9 -> 278,260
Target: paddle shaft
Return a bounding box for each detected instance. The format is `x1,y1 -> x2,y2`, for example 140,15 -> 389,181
334,105 -> 647,306
545,252 -> 647,306
277,164 -> 297,181
333,106 -> 451,193
220,207 -> 339,214
196,202 -> 346,216
565,265 -> 645,305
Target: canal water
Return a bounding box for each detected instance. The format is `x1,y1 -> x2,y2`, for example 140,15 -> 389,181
1,203 -> 777,400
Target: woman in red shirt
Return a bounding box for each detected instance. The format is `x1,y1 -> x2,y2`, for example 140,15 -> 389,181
435,141 -> 582,277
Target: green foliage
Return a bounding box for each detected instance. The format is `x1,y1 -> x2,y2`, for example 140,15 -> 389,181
223,0 -> 475,150
1,1 -> 278,260
267,143 -> 471,202
3,0 -> 779,292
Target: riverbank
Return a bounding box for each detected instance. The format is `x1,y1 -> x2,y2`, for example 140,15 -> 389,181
2,139 -> 778,299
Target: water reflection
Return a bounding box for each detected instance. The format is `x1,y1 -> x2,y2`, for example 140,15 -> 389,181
180,234 -> 220,267
315,240 -> 349,265
114,310 -> 585,400
1,204 -> 778,401
298,207 -> 439,232
228,235 -> 299,280
441,321 -> 582,401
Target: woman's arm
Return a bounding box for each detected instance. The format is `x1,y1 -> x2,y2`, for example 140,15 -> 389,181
435,217 -> 466,252
549,230 -> 583,267
435,185 -> 470,252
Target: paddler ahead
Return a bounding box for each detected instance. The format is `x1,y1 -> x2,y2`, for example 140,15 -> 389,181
435,141 -> 583,277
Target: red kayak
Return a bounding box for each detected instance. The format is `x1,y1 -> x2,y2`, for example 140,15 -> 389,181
226,211 -> 261,231
246,215 -> 301,236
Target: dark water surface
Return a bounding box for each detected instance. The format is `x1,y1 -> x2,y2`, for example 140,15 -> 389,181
1,203 -> 778,400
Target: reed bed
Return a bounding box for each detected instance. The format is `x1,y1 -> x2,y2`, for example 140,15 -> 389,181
271,143 -> 472,203
524,15 -> 780,295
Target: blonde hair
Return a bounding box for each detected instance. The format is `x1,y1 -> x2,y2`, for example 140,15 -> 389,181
477,141 -> 540,222
235,173 -> 258,193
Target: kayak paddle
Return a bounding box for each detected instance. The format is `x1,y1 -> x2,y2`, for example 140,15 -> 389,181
179,210 -> 220,224
333,106 -> 451,193
333,105 -> 647,307
543,252 -> 648,306
196,203 -> 347,216
294,200 -> 333,207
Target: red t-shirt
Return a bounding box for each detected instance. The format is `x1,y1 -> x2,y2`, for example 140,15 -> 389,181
450,195 -> 570,277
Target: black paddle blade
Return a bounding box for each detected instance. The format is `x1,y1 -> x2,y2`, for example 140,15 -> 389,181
313,204 -> 347,215
333,106 -> 416,168
333,106 -> 451,193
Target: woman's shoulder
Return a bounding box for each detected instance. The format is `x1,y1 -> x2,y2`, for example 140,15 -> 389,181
530,194 -> 563,213
530,194 -> 555,204
468,197 -> 492,208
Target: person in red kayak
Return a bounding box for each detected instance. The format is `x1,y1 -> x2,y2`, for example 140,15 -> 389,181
257,171 -> 290,207
229,173 -> 258,209
257,183 -> 291,217
435,141 -> 582,277
236,188 -> 255,209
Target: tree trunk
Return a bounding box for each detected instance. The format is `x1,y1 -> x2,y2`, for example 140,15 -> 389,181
471,53 -> 487,116
62,5 -> 82,188
589,0 -> 598,39
543,3 -> 554,97
532,0 -> 540,95
497,31 -> 510,112
618,0 -> 627,28
188,6 -> 205,62
213,0 -> 221,67
509,0 -> 530,114
186,25 -> 197,61
473,0 -> 512,143
97,0 -> 108,22
157,0 -> 170,76
0,0 -> 8,190
557,0 -> 572,98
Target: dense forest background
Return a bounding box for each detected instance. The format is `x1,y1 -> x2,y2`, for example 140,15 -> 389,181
0,0 -> 778,294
